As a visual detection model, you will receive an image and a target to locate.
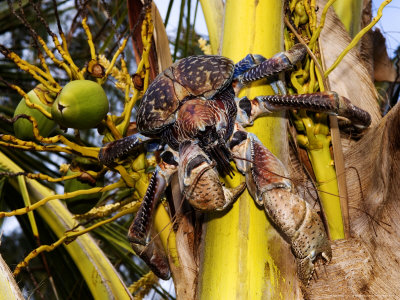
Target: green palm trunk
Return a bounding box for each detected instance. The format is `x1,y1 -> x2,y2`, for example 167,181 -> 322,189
198,1 -> 302,298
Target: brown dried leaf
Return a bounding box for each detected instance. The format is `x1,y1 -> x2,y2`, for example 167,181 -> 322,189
318,0 -> 381,126
373,29 -> 398,82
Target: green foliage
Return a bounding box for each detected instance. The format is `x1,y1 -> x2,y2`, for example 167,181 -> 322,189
0,1 -> 175,299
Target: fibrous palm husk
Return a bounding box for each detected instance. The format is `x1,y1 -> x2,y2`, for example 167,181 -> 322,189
300,1 -> 400,298
306,98 -> 400,299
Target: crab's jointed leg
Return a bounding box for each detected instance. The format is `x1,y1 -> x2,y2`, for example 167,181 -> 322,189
229,126 -> 332,284
236,91 -> 371,128
127,149 -> 178,280
98,133 -> 156,167
233,44 -> 307,96
236,44 -> 307,85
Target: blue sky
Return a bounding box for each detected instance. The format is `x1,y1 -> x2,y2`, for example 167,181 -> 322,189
154,0 -> 400,58
372,0 -> 400,58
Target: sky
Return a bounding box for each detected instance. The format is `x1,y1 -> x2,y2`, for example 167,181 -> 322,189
372,0 -> 400,58
154,0 -> 400,59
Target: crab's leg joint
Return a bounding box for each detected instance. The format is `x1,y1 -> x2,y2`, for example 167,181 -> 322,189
230,126 -> 332,284
233,54 -> 267,79
239,44 -> 307,85
98,133 -> 155,167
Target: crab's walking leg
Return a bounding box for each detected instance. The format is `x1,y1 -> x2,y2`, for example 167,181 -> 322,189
98,133 -> 155,167
230,127 -> 332,284
236,91 -> 371,128
237,44 -> 307,85
178,142 -> 246,211
128,149 -> 178,280
234,44 -> 306,95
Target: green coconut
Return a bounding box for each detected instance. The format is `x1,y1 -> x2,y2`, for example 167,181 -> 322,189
64,169 -> 104,214
13,89 -> 57,140
52,80 -> 109,129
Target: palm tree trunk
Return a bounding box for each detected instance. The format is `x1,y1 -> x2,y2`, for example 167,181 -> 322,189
197,1 -> 302,298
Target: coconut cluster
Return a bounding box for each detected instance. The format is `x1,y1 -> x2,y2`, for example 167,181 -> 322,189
14,80 -> 109,139
13,80 -> 109,214
51,80 -> 109,130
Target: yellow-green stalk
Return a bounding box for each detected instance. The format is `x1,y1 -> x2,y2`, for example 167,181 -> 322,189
285,0 -> 346,240
199,0 -> 224,54
296,112 -> 344,239
198,1 -> 301,299
333,0 -> 363,38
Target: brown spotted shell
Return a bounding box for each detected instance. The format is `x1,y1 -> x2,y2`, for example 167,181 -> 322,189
136,55 -> 235,135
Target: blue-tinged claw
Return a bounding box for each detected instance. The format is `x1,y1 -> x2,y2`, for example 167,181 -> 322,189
270,80 -> 287,95
233,54 -> 267,79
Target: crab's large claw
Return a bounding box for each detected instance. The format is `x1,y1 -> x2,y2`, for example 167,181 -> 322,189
266,188 -> 332,284
128,149 -> 178,279
179,142 -> 245,212
230,127 -> 332,284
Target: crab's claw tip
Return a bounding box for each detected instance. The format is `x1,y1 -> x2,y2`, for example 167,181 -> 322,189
286,43 -> 307,65
297,256 -> 315,285
130,242 -> 171,280
270,80 -> 287,95
297,249 -> 332,285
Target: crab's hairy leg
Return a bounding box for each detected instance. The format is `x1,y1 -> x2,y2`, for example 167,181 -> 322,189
229,127 -> 331,284
128,169 -> 169,245
239,43 -> 307,84
179,142 -> 245,211
233,54 -> 266,79
98,133 -> 156,167
236,92 -> 371,128
234,54 -> 287,95
128,150 -> 178,279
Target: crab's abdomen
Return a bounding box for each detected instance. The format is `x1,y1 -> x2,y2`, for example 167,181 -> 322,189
136,55 -> 235,135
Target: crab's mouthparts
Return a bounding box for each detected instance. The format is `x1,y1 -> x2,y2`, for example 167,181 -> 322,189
205,143 -> 234,178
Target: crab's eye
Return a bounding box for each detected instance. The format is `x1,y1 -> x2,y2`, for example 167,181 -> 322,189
238,98 -> 252,117
161,151 -> 178,166
230,130 -> 248,149
186,155 -> 207,178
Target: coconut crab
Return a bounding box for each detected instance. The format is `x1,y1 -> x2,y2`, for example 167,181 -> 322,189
98,44 -> 371,284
